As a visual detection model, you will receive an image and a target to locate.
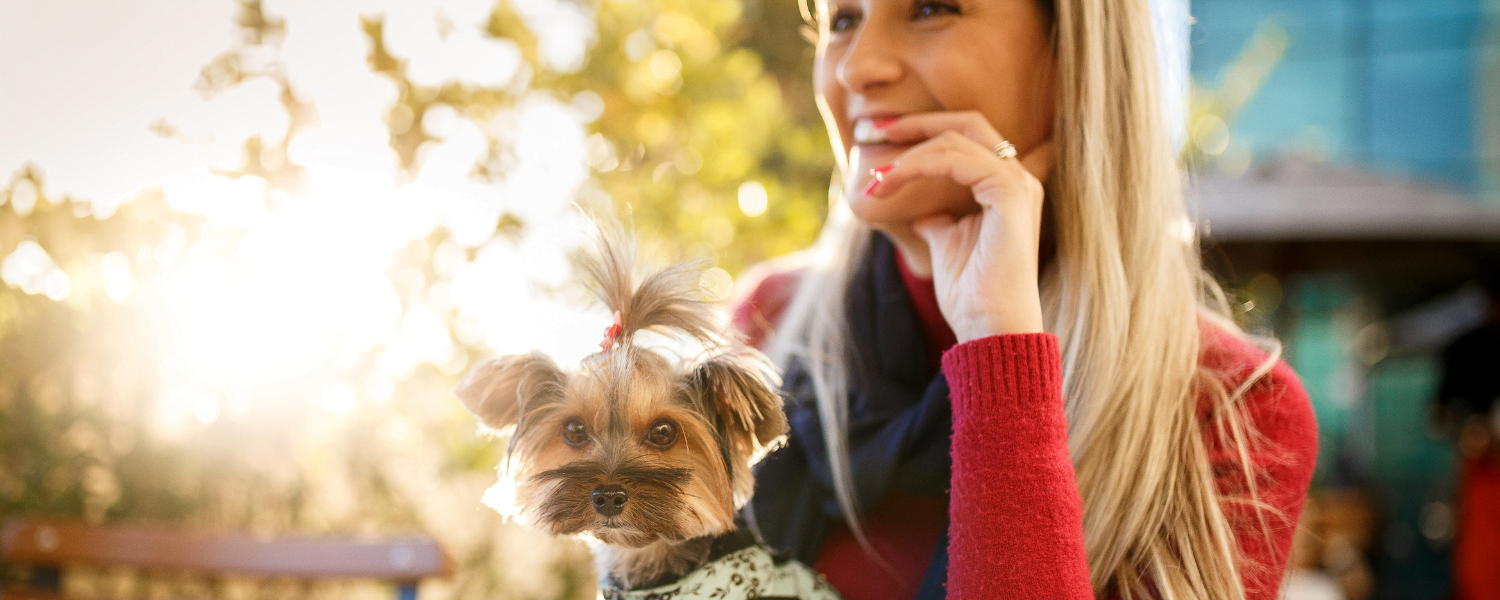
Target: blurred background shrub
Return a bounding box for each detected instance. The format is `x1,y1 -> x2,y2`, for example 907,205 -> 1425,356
0,0 -> 829,598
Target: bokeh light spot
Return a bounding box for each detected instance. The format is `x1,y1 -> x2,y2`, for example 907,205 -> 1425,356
8,179 -> 38,216
99,252 -> 133,302
1,240 -> 69,299
737,180 -> 768,217
698,267 -> 732,302
1192,114 -> 1230,156
193,396 -> 219,424
323,383 -> 356,414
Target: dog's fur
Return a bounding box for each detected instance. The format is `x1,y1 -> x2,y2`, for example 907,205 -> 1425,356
452,230 -> 788,590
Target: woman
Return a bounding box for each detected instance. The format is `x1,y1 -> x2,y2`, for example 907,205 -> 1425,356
731,0 -> 1319,599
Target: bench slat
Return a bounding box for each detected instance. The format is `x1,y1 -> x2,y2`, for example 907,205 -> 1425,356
0,519 -> 450,580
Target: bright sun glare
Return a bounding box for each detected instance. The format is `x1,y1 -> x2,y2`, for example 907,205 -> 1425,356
2,0 -> 622,430
144,99 -> 606,427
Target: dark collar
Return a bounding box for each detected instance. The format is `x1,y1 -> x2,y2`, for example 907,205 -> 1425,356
704,526 -> 760,562
619,526 -> 765,591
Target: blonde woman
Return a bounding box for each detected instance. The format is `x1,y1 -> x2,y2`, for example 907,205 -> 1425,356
731,0 -> 1318,599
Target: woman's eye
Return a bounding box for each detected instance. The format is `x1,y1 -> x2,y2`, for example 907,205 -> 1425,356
914,1 -> 959,18
646,419 -> 678,448
562,417 -> 590,447
828,9 -> 860,33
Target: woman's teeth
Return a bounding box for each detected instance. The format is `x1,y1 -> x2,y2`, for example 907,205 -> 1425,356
853,119 -> 889,145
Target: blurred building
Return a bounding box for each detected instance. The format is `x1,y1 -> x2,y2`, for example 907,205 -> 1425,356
1188,1 -> 1500,599
1191,0 -> 1496,193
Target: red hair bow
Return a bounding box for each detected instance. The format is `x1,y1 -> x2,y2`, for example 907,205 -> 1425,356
599,311 -> 623,352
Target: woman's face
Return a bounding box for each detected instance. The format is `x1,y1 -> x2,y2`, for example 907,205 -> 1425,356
816,0 -> 1056,227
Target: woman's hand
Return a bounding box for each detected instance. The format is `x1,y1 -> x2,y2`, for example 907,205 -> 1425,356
861,111 -> 1053,341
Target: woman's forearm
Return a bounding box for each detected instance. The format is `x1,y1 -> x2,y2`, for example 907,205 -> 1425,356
942,333 -> 1094,599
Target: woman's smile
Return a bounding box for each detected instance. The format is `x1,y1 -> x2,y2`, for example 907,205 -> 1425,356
846,116 -> 909,182
851,117 -> 895,145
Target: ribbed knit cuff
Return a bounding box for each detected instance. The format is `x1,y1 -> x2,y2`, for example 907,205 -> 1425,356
941,333 -> 1062,416
941,332 -> 1093,600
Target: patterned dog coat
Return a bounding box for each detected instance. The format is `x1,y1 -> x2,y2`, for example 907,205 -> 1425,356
598,531 -> 841,600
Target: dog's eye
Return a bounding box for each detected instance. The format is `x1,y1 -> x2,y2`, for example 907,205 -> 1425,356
562,417 -> 590,447
646,419 -> 678,449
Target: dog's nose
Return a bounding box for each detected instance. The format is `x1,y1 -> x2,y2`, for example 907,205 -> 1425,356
591,484 -> 628,517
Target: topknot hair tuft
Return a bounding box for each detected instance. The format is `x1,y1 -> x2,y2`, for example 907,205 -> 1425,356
580,226 -> 722,351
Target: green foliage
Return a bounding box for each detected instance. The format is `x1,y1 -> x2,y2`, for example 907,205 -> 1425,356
361,0 -> 832,271
0,0 -> 831,598
0,169 -> 199,524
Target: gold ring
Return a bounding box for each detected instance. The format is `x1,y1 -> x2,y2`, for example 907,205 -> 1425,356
991,140 -> 1017,159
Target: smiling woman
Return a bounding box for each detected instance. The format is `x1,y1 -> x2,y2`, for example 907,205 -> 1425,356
735,0 -> 1318,599
825,0 -> 1055,245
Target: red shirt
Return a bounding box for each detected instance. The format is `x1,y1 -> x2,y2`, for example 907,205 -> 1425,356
732,264 -> 1317,600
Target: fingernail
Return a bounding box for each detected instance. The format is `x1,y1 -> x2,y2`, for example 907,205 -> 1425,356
874,117 -> 898,129
863,176 -> 881,196
872,163 -> 895,175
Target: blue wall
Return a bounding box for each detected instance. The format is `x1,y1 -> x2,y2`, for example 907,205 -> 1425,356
1191,0 -> 1488,191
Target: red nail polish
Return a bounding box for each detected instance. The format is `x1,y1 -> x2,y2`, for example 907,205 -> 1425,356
872,163 -> 895,175
863,176 -> 881,196
874,117 -> 898,129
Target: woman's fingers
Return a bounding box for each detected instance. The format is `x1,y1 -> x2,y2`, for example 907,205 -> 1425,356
865,131 -> 1036,204
912,212 -> 957,245
874,110 -> 1050,339
913,212 -> 967,283
914,212 -> 975,269
875,111 -> 1053,187
878,111 -> 999,148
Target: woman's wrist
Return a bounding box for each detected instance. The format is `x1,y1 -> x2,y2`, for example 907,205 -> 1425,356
952,295 -> 1045,341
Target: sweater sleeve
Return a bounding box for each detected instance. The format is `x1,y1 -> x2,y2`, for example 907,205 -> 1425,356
729,268 -> 803,350
941,332 -> 1319,600
941,333 -> 1094,599
1204,352 -> 1319,600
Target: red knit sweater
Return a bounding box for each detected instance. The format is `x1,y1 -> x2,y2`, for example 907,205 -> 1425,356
732,265 -> 1318,600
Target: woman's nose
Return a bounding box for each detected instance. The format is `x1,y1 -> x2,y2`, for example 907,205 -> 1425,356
836,23 -> 903,93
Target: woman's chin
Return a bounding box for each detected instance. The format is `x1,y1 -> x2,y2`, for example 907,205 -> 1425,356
844,176 -> 979,229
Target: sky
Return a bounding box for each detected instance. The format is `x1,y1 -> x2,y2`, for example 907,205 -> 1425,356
0,0 -> 536,203
0,0 -> 612,414
1,1 -> 245,202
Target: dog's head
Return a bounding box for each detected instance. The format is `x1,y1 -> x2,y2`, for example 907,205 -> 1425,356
452,232 -> 786,548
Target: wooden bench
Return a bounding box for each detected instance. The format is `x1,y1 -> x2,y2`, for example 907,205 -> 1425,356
0,518 -> 451,600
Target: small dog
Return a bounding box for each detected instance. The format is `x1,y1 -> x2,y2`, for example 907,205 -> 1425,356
452,231 -> 839,600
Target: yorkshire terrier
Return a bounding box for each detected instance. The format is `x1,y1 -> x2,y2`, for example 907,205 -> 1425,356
452,231 -> 839,600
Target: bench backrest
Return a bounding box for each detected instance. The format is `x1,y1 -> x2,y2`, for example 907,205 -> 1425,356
0,518 -> 451,600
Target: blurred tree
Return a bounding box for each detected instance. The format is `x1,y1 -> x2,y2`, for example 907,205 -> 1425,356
0,0 -> 831,598
363,0 -> 831,272
0,168 -> 201,525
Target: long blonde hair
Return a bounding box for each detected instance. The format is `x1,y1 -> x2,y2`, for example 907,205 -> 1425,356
769,0 -> 1283,597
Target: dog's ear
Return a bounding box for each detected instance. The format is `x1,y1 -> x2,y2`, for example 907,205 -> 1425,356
688,351 -> 788,460
452,351 -> 565,430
